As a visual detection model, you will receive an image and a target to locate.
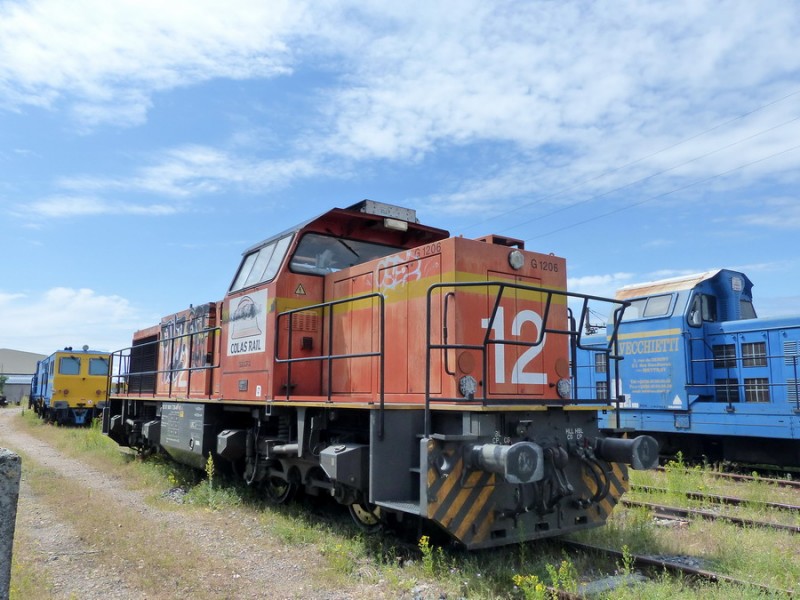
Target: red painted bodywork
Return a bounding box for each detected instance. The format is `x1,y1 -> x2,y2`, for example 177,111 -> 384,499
122,206 -> 569,406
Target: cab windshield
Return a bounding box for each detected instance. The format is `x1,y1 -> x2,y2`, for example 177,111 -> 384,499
230,234 -> 293,292
621,294 -> 673,321
289,233 -> 402,275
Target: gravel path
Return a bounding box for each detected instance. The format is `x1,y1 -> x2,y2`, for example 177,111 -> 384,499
0,408 -> 395,600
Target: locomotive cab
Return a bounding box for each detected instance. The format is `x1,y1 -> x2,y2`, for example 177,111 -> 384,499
220,200 -> 448,402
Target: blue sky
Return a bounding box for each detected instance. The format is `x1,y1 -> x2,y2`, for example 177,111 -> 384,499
2,0 -> 800,355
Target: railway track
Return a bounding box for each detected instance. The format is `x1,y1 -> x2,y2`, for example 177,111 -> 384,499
562,540 -> 796,598
633,484 -> 800,512
656,466 -> 800,490
622,498 -> 800,534
627,484 -> 800,533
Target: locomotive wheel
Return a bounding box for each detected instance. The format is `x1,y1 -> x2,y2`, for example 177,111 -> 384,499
265,468 -> 297,504
348,501 -> 383,533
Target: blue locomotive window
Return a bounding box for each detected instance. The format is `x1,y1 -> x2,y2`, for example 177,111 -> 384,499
744,378 -> 770,402
289,233 -> 402,276
643,294 -> 672,317
595,381 -> 608,400
713,344 -> 736,369
89,357 -> 109,376
230,234 -> 293,292
622,299 -> 646,320
715,378 -> 739,402
740,300 -> 756,319
622,294 -> 672,321
742,342 -> 767,367
594,353 -> 607,373
59,356 -> 80,375
688,293 -> 717,327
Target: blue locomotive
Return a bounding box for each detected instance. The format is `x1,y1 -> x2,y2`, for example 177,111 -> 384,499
576,269 -> 800,467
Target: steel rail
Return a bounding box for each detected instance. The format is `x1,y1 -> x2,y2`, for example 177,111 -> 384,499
562,540 -> 795,597
655,466 -> 800,490
622,499 -> 800,534
633,484 -> 800,512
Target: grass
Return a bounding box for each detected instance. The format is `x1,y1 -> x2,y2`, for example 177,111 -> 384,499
628,455 -> 800,529
570,464 -> 800,597
7,411 -> 799,599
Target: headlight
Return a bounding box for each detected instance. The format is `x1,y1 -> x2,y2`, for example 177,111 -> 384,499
508,250 -> 524,270
459,375 -> 478,399
556,378 -> 571,399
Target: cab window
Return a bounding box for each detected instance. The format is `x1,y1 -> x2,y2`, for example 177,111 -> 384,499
643,294 -> 672,317
89,357 -> 109,376
59,356 -> 81,375
289,233 -> 402,275
622,294 -> 673,321
740,300 -> 757,320
230,234 -> 293,292
688,293 -> 717,327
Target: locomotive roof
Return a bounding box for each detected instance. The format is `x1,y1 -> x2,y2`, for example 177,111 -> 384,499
615,269 -> 751,300
241,200 -> 449,255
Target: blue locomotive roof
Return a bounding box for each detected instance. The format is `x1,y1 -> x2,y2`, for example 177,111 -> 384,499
616,269 -> 753,302
614,268 -> 755,324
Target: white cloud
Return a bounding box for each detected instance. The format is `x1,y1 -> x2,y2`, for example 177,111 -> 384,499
17,196 -> 179,219
317,2 -> 800,161
6,146 -> 323,221
307,1 -> 800,216
567,273 -> 635,299
758,295 -> 800,318
0,0 -> 300,126
4,0 -> 800,218
0,287 -> 149,354
52,146 -> 321,206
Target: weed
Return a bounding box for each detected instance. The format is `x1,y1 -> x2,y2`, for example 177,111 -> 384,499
204,453 -> 215,487
418,535 -> 435,577
618,544 -> 635,576
546,558 -> 578,595
512,573 -> 548,600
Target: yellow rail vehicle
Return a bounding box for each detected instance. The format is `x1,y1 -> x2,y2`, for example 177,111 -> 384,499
31,346 -> 111,425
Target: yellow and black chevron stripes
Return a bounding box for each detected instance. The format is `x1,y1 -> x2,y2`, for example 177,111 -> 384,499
427,452 -> 498,547
583,461 -> 629,521
426,442 -> 632,548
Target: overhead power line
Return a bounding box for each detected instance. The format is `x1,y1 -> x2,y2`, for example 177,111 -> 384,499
525,141 -> 800,241
506,113 -> 800,234
457,87 -> 800,235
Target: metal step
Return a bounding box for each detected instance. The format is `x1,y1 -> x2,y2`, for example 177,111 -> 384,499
376,500 -> 422,515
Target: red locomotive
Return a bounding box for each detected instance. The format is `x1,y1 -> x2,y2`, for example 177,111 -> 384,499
104,200 -> 655,549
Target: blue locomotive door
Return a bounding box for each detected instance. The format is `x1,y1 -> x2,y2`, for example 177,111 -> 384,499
685,292 -> 718,403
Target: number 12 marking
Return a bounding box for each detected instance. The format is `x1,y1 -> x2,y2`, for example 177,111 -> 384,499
481,307 -> 547,385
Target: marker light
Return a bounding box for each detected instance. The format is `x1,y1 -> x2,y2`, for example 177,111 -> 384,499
383,218 -> 408,231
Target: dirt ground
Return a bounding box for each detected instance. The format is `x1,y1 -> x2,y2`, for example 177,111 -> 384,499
0,407 -> 404,600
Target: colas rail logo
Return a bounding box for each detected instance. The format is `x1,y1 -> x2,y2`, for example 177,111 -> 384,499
229,292 -> 267,355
